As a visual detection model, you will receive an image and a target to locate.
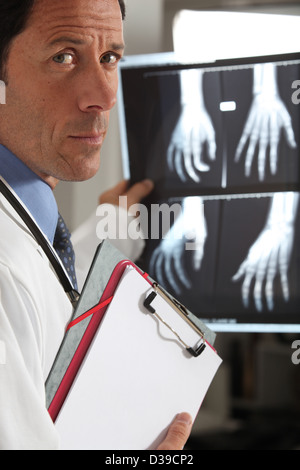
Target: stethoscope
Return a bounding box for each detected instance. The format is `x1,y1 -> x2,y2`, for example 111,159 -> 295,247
0,175 -> 80,307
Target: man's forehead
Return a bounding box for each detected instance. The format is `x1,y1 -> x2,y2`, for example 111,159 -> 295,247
27,0 -> 123,39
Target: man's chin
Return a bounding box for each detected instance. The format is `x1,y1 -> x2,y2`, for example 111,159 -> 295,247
55,154 -> 101,183
65,163 -> 100,182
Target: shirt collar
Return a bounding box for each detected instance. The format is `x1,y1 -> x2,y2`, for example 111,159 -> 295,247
0,144 -> 58,244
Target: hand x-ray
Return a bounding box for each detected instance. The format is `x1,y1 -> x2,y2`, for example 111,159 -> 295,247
143,192 -> 300,329
235,63 -> 297,180
167,64 -> 297,184
167,69 -> 217,183
118,52 -> 300,331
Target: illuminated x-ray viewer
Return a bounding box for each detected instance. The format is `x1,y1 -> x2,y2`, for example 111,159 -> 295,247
118,52 -> 300,333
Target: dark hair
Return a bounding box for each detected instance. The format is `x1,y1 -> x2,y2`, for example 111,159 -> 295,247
0,0 -> 126,80
0,0 -> 35,79
118,0 -> 126,21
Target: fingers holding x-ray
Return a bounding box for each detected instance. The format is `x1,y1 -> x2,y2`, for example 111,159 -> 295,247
235,63 -> 297,181
233,193 -> 299,312
150,198 -> 207,293
167,105 -> 216,183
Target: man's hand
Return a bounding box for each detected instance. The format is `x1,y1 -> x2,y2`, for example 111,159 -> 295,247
156,413 -> 193,450
99,179 -> 154,210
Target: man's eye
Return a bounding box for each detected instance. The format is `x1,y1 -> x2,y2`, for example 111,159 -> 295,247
100,53 -> 118,65
53,53 -> 74,65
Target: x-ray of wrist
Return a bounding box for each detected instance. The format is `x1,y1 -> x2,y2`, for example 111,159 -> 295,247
235,63 -> 297,181
167,70 -> 217,183
150,197 -> 207,293
233,192 -> 299,312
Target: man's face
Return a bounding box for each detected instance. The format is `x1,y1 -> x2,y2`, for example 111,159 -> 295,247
0,0 -> 124,188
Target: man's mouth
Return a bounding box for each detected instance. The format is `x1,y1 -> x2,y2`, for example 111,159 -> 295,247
69,133 -> 105,146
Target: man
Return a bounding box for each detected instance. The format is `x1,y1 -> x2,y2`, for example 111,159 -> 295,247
0,0 -> 192,450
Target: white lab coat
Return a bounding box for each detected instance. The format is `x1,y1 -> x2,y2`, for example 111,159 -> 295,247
0,195 -> 144,450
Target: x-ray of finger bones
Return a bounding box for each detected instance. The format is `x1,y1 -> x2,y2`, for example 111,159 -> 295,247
166,63 -> 297,186
118,52 -> 300,330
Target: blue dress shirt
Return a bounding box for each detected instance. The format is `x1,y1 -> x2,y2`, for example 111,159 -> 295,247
0,144 -> 58,244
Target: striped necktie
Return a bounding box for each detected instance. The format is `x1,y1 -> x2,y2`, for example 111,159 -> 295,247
53,213 -> 78,291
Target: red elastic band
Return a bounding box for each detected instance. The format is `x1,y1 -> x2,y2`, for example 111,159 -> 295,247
67,296 -> 113,331
66,272 -> 149,331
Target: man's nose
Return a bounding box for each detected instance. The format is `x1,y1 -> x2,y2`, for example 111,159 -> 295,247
77,65 -> 118,113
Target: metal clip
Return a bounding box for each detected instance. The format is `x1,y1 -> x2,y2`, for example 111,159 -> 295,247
143,289 -> 206,358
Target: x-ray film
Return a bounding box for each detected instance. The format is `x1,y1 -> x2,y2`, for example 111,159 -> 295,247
118,52 -> 300,332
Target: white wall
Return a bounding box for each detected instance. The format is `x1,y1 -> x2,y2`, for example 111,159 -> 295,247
55,0 -> 165,231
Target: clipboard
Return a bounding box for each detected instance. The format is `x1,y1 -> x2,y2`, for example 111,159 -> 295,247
46,240 -> 222,450
46,240 -> 134,417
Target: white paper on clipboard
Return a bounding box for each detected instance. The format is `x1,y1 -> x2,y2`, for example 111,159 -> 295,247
55,266 -> 222,450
